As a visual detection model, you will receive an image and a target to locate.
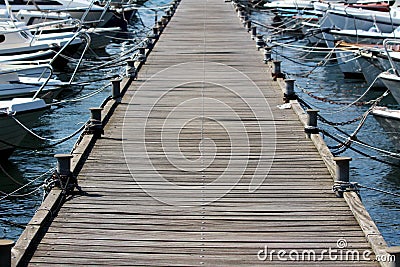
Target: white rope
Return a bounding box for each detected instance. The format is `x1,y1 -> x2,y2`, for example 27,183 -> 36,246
330,131 -> 400,159
0,168 -> 55,202
52,83 -> 111,105
10,114 -> 86,143
271,41 -> 359,53
319,78 -> 384,115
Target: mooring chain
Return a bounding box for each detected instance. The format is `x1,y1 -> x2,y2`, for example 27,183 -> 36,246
296,97 -> 363,126
301,87 -> 368,106
318,114 -> 364,126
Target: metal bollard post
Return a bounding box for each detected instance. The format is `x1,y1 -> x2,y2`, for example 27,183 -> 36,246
237,7 -> 243,17
0,240 -> 14,267
251,26 -> 257,39
283,79 -> 296,102
88,107 -> 103,136
111,78 -> 122,102
272,60 -> 284,80
307,109 -> 318,128
152,26 -> 159,38
256,35 -> 265,50
157,20 -> 164,32
144,38 -> 153,50
333,157 -> 352,197
263,47 -> 272,63
387,246 -> 400,267
54,154 -> 73,177
242,18 -> 248,27
162,15 -> 169,25
90,107 -> 102,122
147,27 -> 158,41
126,59 -> 137,79
304,109 -> 319,138
246,20 -> 251,32
137,47 -> 146,63
53,153 -> 77,192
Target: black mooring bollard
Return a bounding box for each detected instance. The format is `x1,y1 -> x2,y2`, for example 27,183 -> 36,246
256,35 -> 265,50
111,78 -> 122,101
283,79 -> 296,102
88,107 -> 103,136
150,26 -> 159,39
333,157 -> 352,197
387,246 -> 400,267
157,20 -> 164,32
54,154 -> 73,177
251,26 -> 257,39
304,109 -> 319,138
246,20 -> 251,32
0,240 -> 14,267
263,47 -> 272,63
126,59 -> 137,79
307,109 -> 318,129
137,47 -> 146,63
272,60 -> 284,80
90,107 -> 102,122
162,15 -> 169,26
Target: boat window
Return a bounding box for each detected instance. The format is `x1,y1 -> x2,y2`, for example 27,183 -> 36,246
20,31 -> 29,39
0,35 -> 4,43
28,0 -> 63,5
1,0 -> 62,4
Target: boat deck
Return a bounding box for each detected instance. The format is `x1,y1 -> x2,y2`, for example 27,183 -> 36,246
20,0 -> 381,265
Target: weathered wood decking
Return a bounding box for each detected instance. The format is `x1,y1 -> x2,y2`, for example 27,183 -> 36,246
21,0 -> 383,265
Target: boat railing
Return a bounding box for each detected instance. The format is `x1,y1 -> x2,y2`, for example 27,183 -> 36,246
0,18 -> 75,36
383,38 -> 400,76
0,63 -> 54,100
48,30 -> 91,85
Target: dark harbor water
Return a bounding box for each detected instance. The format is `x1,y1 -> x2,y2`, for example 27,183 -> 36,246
0,1 -> 399,249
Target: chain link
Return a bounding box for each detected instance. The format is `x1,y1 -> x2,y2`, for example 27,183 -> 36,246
317,114 -> 363,126
299,84 -> 369,106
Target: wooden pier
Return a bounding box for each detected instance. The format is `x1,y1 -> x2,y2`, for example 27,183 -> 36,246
8,0 -> 394,265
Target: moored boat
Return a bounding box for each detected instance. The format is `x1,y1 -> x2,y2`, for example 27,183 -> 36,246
0,97 -> 48,159
372,106 -> 400,149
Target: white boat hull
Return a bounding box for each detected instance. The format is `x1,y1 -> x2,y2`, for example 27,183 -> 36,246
372,107 -> 400,149
378,72 -> 400,104
357,53 -> 385,88
335,49 -> 363,78
0,98 -> 48,159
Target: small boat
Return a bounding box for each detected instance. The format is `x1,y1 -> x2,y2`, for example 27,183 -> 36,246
0,97 -> 48,159
357,48 -> 386,88
379,70 -> 400,103
0,0 -> 114,28
264,0 -> 315,11
319,3 -> 400,37
331,41 -> 364,78
0,19 -> 83,56
0,63 -> 65,100
328,26 -> 400,45
372,106 -> 400,148
377,39 -> 400,103
1,0 -> 136,29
